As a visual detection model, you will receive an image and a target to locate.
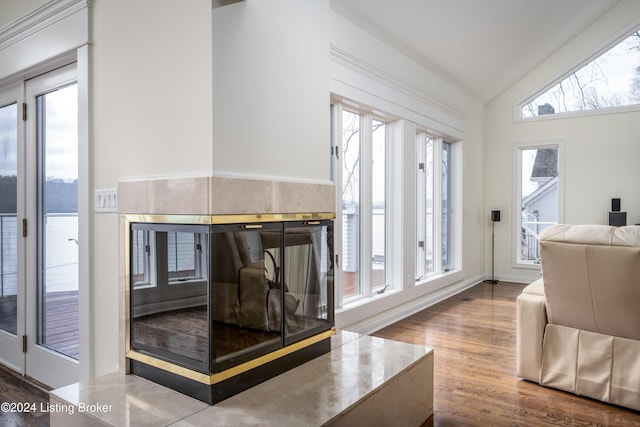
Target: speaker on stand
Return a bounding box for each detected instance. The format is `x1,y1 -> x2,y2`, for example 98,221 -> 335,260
609,198 -> 626,227
485,210 -> 500,285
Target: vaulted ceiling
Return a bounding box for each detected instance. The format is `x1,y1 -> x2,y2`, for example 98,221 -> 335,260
331,0 -> 621,103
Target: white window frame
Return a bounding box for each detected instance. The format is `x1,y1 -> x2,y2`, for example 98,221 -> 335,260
333,103 -> 390,308
332,99 -> 464,314
516,22 -> 640,121
415,133 -> 461,284
132,229 -> 155,289
513,141 -> 564,269
167,231 -> 206,285
132,228 -> 208,289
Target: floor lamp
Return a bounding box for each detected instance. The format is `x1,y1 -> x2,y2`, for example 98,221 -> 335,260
484,210 -> 500,284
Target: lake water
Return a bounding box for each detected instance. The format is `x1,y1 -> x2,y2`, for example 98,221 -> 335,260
0,215 -> 78,296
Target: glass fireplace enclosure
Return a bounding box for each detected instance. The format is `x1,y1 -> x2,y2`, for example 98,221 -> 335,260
126,216 -> 334,403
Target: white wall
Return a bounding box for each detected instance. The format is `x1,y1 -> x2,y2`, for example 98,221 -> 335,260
211,0 -> 330,182
91,0 -> 330,375
486,0 -> 640,284
91,0 -> 214,376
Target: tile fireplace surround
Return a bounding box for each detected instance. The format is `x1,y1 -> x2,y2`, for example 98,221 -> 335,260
46,176 -> 434,425
117,175 -> 336,218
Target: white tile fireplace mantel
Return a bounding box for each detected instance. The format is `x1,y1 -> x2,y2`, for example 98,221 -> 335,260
117,175 -> 336,216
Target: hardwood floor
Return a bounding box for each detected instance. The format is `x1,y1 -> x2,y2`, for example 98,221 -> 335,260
373,281 -> 640,426
0,364 -> 51,427
3,281 -> 640,426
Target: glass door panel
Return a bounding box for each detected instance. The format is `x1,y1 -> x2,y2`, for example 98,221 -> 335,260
36,83 -> 79,359
283,221 -> 334,345
0,102 -> 18,336
210,223 -> 282,373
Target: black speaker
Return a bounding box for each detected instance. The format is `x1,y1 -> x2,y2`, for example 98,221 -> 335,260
609,212 -> 626,227
612,198 -> 621,212
491,210 -> 501,222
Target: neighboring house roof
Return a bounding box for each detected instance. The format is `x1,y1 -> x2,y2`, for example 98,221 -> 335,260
523,176 -> 558,208
531,149 -> 558,179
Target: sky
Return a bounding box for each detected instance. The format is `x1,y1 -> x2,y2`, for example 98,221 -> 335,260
0,102 -> 17,176
0,83 -> 77,180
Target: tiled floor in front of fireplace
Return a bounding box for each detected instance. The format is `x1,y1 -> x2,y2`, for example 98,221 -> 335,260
49,330 -> 433,426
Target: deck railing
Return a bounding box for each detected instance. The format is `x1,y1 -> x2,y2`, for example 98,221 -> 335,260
0,214 -> 17,298
521,220 -> 556,262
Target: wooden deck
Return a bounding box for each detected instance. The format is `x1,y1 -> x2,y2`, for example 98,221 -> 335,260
0,290 -> 78,360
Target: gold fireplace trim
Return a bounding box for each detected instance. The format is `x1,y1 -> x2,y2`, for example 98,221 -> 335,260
126,328 -> 336,385
125,212 -> 335,226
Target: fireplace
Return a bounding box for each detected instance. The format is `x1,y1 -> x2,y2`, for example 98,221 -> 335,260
124,213 -> 334,403
118,176 -> 336,403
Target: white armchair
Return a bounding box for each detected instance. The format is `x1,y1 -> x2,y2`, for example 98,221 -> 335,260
516,224 -> 640,411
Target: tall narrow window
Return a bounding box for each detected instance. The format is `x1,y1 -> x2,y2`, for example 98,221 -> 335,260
516,145 -> 561,265
441,142 -> 452,271
416,135 -> 434,279
416,134 -> 457,280
340,110 -> 361,299
333,104 -> 389,305
370,119 -> 386,290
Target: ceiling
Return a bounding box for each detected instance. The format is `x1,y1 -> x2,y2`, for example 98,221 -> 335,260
331,0 -> 621,103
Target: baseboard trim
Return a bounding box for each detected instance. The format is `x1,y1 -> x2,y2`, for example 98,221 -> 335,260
343,274 -> 484,336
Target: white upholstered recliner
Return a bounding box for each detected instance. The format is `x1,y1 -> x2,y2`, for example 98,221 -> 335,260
516,224 -> 640,411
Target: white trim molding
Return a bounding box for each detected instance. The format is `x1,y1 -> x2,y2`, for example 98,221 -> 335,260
330,45 -> 467,140
339,273 -> 483,336
0,0 -> 92,83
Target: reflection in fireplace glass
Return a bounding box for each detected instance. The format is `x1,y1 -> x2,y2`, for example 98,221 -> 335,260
129,219 -> 334,379
130,223 -> 211,373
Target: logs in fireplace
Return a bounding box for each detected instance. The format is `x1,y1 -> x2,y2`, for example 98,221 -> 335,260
125,214 -> 335,404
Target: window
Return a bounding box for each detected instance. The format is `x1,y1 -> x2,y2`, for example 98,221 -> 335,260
441,141 -> 452,271
340,109 -> 361,299
415,135 -> 434,278
131,229 -> 152,287
515,144 -> 562,266
334,106 -> 388,306
167,231 -> 202,283
416,134 -> 457,280
371,119 -> 386,292
522,29 -> 640,118
130,227 -> 208,288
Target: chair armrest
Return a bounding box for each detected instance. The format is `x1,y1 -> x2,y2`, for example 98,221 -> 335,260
516,279 -> 547,382
238,265 -> 270,330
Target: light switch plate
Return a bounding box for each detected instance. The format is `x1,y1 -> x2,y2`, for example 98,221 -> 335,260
95,188 -> 118,213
